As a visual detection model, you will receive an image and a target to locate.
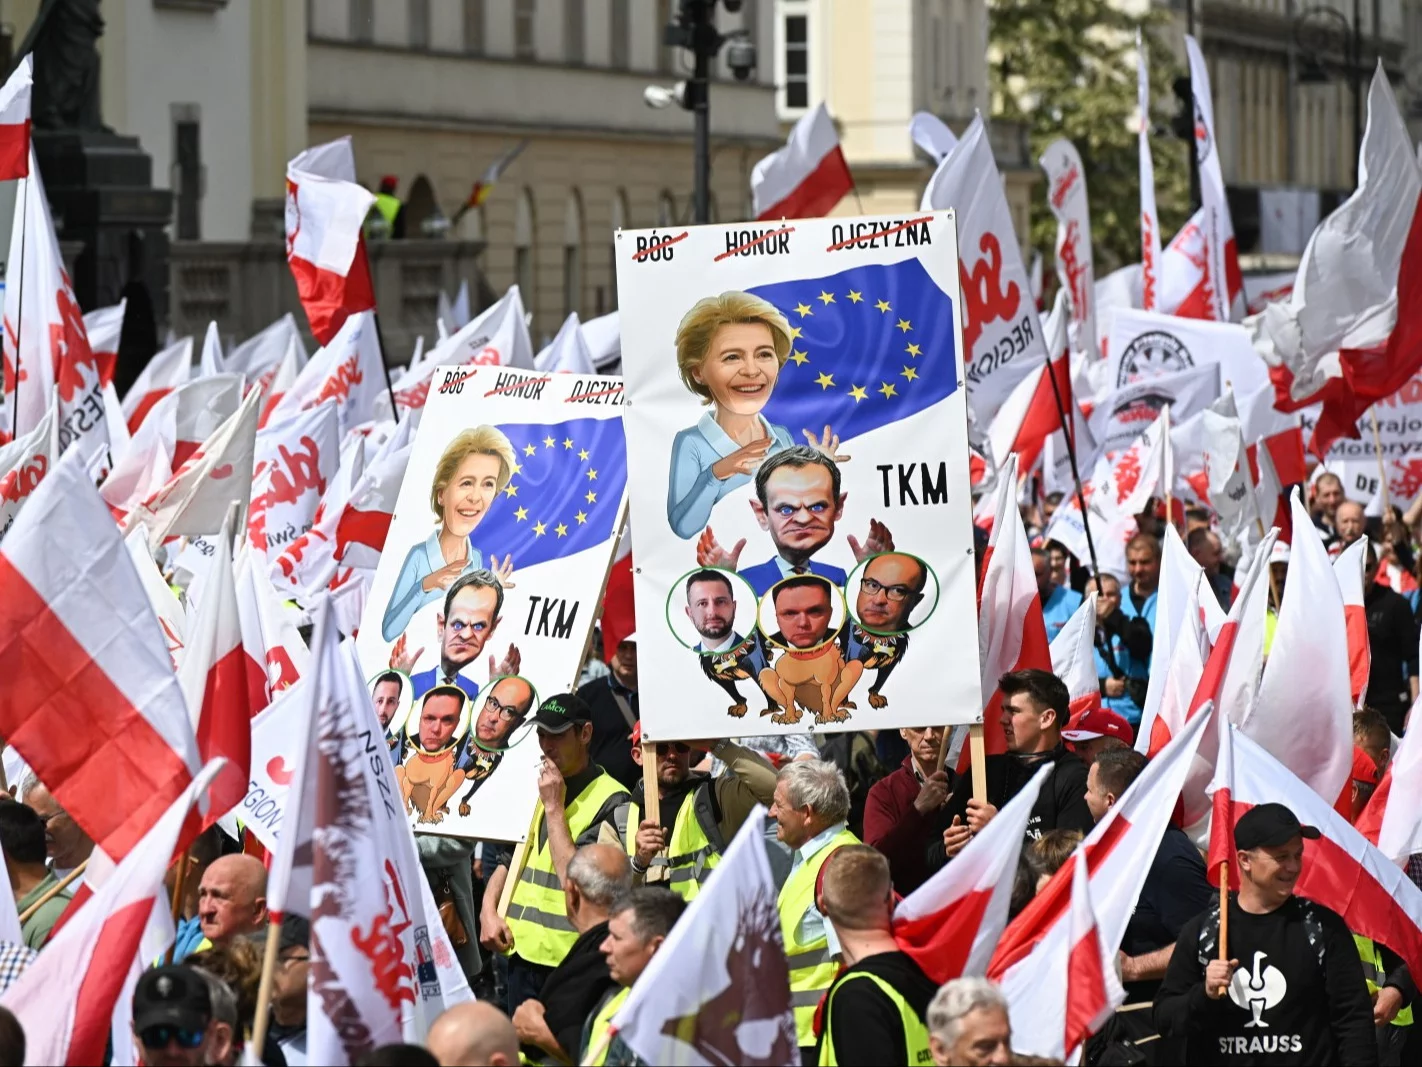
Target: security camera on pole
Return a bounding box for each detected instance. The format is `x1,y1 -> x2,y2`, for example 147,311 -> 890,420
648,0 -> 756,225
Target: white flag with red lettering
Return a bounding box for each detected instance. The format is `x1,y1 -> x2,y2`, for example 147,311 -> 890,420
286,138 -> 377,345
235,543 -> 309,710
0,56 -> 31,181
227,312 -> 304,384
335,431 -> 414,570
0,400 -> 54,543
750,102 -> 853,221
0,760 -> 225,1067
0,449 -> 200,862
1050,593 -> 1102,722
1040,140 -> 1097,359
248,401 -> 340,562
259,336 -> 303,428
266,310 -> 386,435
987,291 -> 1072,478
990,706 -> 1215,1059
120,336 -> 194,433
1137,33 -> 1161,312
1186,35 -> 1239,322
922,116 -> 1050,425
1333,536 -> 1371,708
894,765 -> 1051,983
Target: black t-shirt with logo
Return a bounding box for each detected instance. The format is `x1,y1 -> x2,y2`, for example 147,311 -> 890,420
1154,895 -> 1377,1065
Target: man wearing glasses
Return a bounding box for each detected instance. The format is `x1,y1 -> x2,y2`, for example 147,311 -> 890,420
454,675 -> 537,817
839,552 -> 927,711
392,570 -> 521,702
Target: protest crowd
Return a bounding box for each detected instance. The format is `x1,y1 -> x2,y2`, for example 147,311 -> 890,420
0,10 -> 1420,1067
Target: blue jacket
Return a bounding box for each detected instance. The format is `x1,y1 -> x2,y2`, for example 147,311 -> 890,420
410,668 -> 480,702
1094,627 -> 1145,724
1041,584 -> 1084,642
739,557 -> 847,599
1120,585 -> 1158,635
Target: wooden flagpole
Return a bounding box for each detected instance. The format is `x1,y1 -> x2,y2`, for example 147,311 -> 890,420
249,918 -> 283,1056
18,857 -> 88,924
1370,409 -> 1392,517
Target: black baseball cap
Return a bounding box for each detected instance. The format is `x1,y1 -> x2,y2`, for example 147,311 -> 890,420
133,964 -> 212,1035
532,693 -> 593,734
1234,803 -> 1321,851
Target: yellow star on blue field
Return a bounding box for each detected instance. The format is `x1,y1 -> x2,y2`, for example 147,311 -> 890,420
510,460 -> 522,475
575,510 -> 588,525
503,483 -> 518,498
555,523 -> 568,538
789,325 -> 803,340
543,435 -> 556,448
563,437 -> 574,449
896,318 -> 913,333
523,443 -> 537,457
879,382 -> 898,399
585,490 -> 597,503
875,299 -> 891,313
848,384 -> 868,402
815,372 -> 836,390
906,343 -> 922,358
789,350 -> 809,366
817,290 -> 835,305
533,521 -> 547,537
514,506 -> 529,521
793,302 -> 813,318
586,469 -> 598,481
901,365 -> 919,382
847,290 -> 863,303
578,448 -> 590,461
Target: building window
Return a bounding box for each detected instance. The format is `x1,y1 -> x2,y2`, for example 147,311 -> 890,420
463,0 -> 484,53
350,0 -> 374,44
515,0 -> 536,59
610,0 -> 629,68
778,3 -> 810,114
515,188 -> 536,312
566,0 -> 585,64
172,105 -> 201,240
409,0 -> 430,49
563,190 -> 583,316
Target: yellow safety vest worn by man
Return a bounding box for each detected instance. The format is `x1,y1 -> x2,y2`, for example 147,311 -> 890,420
580,986 -> 630,1067
818,968 -> 934,1066
779,824 -> 859,1048
1355,933 -> 1415,1028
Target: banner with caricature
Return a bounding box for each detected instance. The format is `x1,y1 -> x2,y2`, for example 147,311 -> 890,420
617,211 -> 980,742
354,366 -> 628,841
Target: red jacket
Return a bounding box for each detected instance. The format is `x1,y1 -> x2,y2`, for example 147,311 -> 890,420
863,756 -> 940,895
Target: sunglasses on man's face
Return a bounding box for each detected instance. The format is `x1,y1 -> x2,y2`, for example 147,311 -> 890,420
655,742 -> 691,756
140,1025 -> 205,1050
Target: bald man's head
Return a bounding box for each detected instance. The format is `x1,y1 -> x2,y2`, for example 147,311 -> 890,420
197,854 -> 268,943
427,1001 -> 519,1066
565,843 -> 633,930
1335,500 -> 1366,545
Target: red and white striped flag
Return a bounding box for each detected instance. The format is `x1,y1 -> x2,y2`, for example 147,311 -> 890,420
1358,689 -> 1422,862
0,759 -> 225,1066
286,138 -> 377,345
1063,844 -> 1125,1062
178,510 -> 251,825
81,299 -> 126,392
1207,723 -> 1422,979
0,449 -> 199,861
264,310 -> 386,435
1249,490 -> 1353,813
120,336 -> 194,434
235,543 -> 309,709
0,56 -> 31,180
750,103 -> 853,221
894,765 -> 1051,983
1238,383 -> 1307,489
968,453 -> 1052,772
986,292 -> 1072,478
335,430 -> 413,570
1050,593 -> 1101,723
990,705 -> 1215,1059
1332,536 -> 1371,708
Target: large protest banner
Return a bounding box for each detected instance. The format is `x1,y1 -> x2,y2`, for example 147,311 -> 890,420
617,211 -> 980,742
1106,308 -> 1268,397
353,366 -> 628,840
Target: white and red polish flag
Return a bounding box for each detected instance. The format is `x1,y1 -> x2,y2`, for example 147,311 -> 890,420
120,335 -> 194,433
269,426 -> 376,597
1137,31 -> 1161,312
259,335 -> 302,428
0,56 -> 32,180
235,543 -> 309,710
286,137 -> 377,346
1237,383 -> 1307,489
1202,401 -> 1258,546
894,765 -> 1051,983
0,759 -> 224,1067
750,102 -> 853,221
1137,568 -> 1209,759
125,528 -> 187,674
1358,688 -> 1422,861
178,510 -> 250,825
1159,209 -> 1244,321
1332,536 -> 1371,708
0,400 -> 54,543
923,115 -> 1050,425
388,285 -> 535,419
247,400 -> 340,562
127,384 -> 262,548
122,371 -> 244,476
0,448 -> 200,861
1063,845 -> 1126,1063
1050,593 -> 1102,723
1251,433 -> 1290,536
967,453 -> 1052,772
81,299 -> 126,391
1207,723 -> 1422,979
1040,139 -> 1098,359
265,309 -> 385,436
228,312 -> 305,385
987,291 -> 1072,479
1185,36 -> 1239,323
989,706 -> 1215,1059
1247,490 -> 1353,812
336,430 -> 413,570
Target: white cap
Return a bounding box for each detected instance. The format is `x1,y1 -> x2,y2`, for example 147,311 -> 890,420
1268,541 -> 1291,565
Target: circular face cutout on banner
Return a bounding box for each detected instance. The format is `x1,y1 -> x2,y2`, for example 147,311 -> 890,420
464,674 -> 540,754
846,551 -> 940,635
757,573 -> 847,653
369,668 -> 414,738
403,684 -> 471,756
666,566 -> 762,653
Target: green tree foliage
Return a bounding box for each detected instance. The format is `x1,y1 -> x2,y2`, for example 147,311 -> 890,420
990,0 -> 1192,272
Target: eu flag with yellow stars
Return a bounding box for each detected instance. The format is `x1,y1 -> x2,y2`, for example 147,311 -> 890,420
469,416 -> 626,571
752,258 -> 959,443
